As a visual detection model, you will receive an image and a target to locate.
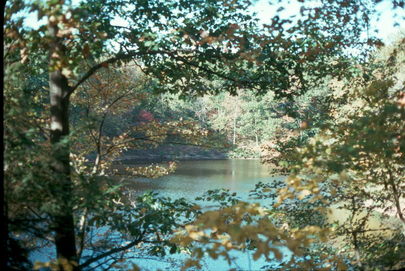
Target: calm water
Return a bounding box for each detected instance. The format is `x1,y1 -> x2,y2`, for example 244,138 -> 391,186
128,159 -> 290,271
31,160 -> 289,270
32,160 -> 392,270
129,159 -> 282,200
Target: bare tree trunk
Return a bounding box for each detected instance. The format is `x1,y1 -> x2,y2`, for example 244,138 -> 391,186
233,111 -> 237,145
2,3 -> 9,268
49,69 -> 78,270
2,2 -> 8,268
384,165 -> 405,224
352,231 -> 363,271
254,118 -> 259,147
48,22 -> 79,270
388,176 -> 405,224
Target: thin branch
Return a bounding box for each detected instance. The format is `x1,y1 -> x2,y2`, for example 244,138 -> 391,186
79,234 -> 144,269
101,133 -> 221,158
78,208 -> 89,259
67,48 -> 263,98
67,50 -> 168,97
102,257 -> 120,271
26,206 -> 44,221
85,254 -> 116,271
93,90 -> 133,173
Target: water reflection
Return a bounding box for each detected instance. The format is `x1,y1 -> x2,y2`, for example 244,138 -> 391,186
128,159 -> 278,200
124,159 -> 288,270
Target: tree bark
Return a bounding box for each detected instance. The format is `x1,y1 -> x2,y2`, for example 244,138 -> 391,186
48,21 -> 79,270
2,3 -> 9,269
2,2 -> 8,268
49,69 -> 78,270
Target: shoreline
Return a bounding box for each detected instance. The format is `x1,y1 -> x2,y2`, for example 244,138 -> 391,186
115,155 -> 262,165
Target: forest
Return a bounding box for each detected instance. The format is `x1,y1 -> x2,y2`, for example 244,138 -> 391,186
3,0 -> 405,270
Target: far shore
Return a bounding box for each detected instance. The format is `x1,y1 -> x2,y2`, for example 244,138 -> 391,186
115,155 -> 262,165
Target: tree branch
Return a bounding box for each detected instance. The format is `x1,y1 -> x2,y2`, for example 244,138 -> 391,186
66,48 -> 261,98
67,50 -> 167,98
79,235 -> 143,269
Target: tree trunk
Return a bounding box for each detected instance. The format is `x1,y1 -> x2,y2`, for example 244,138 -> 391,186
48,21 -> 79,270
2,3 -> 9,268
2,1 -> 8,267
233,111 -> 237,145
387,175 -> 405,224
352,231 -> 363,271
49,70 -> 78,270
254,118 -> 259,147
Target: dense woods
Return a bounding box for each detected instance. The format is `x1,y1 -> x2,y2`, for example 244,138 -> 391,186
3,0 -> 405,270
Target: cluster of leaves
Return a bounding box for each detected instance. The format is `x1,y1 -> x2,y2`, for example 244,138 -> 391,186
195,189 -> 241,208
274,37 -> 405,269
7,0 -> 389,95
4,51 -> 51,271
259,77 -> 335,173
172,199 -> 336,271
149,88 -> 330,160
69,65 -> 217,178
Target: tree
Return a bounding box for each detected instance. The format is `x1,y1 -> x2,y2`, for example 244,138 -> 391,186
272,36 -> 405,269
4,60 -> 209,270
70,65 -> 181,178
4,1 -> 263,268
260,76 -> 334,172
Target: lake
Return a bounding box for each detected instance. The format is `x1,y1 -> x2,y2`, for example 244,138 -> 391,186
31,159 -> 398,270
128,159 -> 282,200
31,159 -> 286,270
126,159 -> 290,271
